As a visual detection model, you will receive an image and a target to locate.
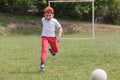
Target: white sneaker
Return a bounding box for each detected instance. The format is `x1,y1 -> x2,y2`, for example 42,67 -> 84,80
40,64 -> 45,71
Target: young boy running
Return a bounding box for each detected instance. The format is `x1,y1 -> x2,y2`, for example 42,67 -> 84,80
40,6 -> 63,71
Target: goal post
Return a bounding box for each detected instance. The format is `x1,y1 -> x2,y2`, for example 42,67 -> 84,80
48,0 -> 95,40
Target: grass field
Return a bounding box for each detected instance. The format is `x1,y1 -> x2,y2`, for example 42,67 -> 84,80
0,33 -> 120,80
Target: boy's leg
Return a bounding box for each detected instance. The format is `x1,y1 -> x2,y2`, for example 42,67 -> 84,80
40,37 -> 48,70
48,37 -> 58,54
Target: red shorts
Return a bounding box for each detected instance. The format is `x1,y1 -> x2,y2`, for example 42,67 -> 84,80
40,36 -> 58,62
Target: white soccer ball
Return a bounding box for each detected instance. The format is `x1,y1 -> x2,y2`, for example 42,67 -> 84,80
91,69 -> 107,80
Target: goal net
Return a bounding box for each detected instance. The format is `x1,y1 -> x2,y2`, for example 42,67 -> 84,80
48,0 -> 95,40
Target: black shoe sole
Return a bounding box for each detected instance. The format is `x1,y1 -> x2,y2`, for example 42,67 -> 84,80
49,48 -> 56,56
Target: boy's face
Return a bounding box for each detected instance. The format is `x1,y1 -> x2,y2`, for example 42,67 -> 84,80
44,12 -> 54,21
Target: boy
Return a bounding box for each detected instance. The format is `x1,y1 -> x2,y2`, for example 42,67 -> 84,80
40,6 -> 63,71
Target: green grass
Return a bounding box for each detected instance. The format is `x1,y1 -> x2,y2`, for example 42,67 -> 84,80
0,33 -> 120,80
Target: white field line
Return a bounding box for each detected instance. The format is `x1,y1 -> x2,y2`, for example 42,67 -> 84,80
61,38 -> 94,40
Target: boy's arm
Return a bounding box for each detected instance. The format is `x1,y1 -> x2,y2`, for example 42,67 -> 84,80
57,27 -> 63,42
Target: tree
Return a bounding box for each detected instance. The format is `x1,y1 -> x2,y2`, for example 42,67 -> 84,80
107,0 -> 120,24
0,0 -> 119,24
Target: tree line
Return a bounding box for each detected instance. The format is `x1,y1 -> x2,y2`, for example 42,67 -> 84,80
0,0 -> 120,25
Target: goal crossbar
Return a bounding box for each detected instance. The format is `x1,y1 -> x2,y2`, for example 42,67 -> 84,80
49,0 -> 94,3
48,0 -> 95,40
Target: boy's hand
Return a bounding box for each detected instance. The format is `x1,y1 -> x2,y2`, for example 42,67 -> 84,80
56,36 -> 61,42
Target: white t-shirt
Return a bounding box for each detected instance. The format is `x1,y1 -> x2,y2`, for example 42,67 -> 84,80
41,17 -> 61,37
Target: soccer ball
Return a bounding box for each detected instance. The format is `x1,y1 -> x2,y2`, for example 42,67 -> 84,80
91,69 -> 107,80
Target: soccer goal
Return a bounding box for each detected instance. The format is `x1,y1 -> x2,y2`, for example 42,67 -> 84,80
48,0 -> 95,40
